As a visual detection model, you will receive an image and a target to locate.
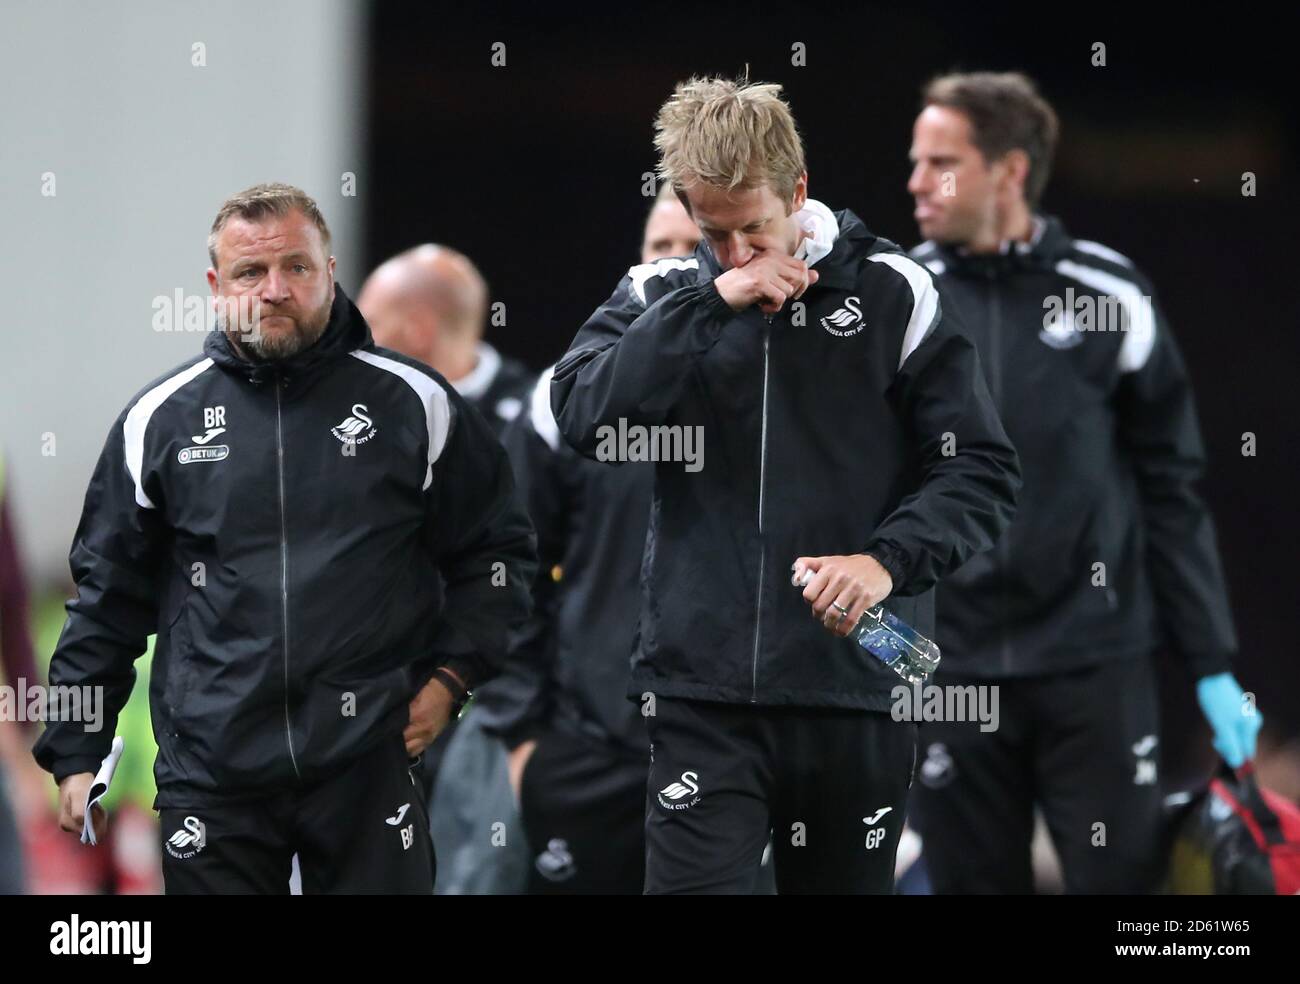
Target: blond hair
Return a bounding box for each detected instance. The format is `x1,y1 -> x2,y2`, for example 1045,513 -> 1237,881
208,182 -> 332,268
654,76 -> 806,205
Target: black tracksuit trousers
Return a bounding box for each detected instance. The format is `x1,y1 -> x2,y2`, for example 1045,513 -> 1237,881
159,734 -> 435,894
643,697 -> 917,894
910,657 -> 1165,894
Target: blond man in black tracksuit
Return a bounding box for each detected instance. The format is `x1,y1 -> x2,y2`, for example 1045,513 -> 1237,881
552,78 -> 1020,894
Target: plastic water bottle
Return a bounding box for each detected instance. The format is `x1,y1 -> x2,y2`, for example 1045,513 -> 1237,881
794,568 -> 941,684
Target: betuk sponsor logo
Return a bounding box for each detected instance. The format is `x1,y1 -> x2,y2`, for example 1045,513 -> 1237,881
179,404 -> 231,464
0,678 -> 103,733
595,417 -> 704,473
891,682 -> 1000,733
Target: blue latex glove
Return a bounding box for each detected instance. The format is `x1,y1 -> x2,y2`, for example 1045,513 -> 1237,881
1196,673 -> 1263,768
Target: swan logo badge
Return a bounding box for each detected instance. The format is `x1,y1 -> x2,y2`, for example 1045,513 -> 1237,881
919,742 -> 955,789
657,770 -> 701,810
164,815 -> 207,859
331,403 -> 378,445
819,296 -> 865,337
535,838 -> 577,882
1039,308 -> 1082,350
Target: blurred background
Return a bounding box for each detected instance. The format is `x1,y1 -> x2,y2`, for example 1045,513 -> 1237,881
1,1 -> 1296,892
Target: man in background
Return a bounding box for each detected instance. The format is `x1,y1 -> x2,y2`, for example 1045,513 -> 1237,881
358,243 -> 537,820
905,72 -> 1261,893
0,453 -> 38,893
473,186 -> 703,893
359,244 -> 533,435
641,182 -> 706,261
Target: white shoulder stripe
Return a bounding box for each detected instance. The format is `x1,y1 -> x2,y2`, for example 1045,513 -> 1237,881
1072,239 -> 1134,268
529,365 -> 560,451
124,358 -> 215,509
627,257 -> 699,306
1054,259 -> 1156,373
869,253 -> 941,370
350,350 -> 452,490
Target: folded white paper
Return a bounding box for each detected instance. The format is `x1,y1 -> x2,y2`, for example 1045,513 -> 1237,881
80,735 -> 124,846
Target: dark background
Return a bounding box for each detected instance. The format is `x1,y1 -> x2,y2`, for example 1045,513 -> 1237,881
365,3 -> 1299,767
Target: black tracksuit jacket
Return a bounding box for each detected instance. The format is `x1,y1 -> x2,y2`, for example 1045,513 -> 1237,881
477,366 -> 654,756
912,217 -> 1238,679
33,286 -> 536,805
551,205 -> 1021,711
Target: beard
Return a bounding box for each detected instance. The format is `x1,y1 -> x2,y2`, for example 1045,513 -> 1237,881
219,291 -> 333,362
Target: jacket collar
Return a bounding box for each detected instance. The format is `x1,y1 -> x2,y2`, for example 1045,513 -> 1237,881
204,283 -> 372,383
792,198 -> 840,267
924,214 -> 1073,277
452,342 -> 502,400
696,198 -> 872,292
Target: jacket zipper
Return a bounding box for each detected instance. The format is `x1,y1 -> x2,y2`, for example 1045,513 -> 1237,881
985,275 -> 1013,675
751,318 -> 772,702
275,378 -> 302,779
